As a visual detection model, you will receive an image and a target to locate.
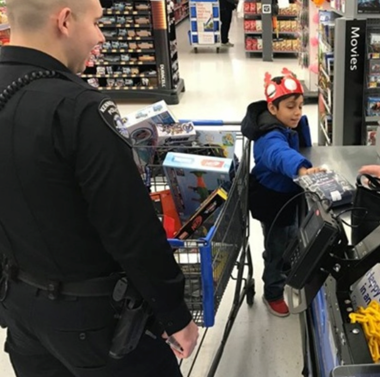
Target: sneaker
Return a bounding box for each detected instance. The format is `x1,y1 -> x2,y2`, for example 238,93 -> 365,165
262,297 -> 290,317
222,42 -> 234,47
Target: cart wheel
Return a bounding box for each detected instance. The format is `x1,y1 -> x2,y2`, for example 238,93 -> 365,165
246,279 -> 255,306
216,47 -> 220,53
194,47 -> 198,53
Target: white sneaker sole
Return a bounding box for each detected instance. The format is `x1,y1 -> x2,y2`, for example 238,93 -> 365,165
262,297 -> 290,317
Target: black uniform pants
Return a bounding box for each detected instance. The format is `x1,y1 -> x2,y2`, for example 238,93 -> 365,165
0,280 -> 182,377
220,7 -> 233,43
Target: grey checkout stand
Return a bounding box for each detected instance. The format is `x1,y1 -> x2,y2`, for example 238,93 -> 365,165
297,146 -> 380,377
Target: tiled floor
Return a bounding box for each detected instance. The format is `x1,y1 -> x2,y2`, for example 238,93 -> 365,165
0,15 -> 318,377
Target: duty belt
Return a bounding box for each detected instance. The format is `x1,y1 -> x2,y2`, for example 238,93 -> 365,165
4,267 -> 120,300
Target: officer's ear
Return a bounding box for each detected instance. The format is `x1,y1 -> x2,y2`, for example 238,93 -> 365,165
56,8 -> 73,36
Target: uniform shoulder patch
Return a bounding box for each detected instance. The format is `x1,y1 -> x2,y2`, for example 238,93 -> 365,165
98,99 -> 132,148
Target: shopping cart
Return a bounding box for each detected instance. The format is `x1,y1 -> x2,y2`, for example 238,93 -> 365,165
134,120 -> 255,377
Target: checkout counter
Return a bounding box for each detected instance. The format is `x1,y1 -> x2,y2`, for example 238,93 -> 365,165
291,146 -> 380,377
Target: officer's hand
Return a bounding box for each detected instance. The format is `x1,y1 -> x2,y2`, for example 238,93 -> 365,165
359,165 -> 380,178
163,320 -> 199,359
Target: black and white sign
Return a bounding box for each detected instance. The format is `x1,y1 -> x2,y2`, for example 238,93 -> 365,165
344,20 -> 366,145
262,4 -> 271,14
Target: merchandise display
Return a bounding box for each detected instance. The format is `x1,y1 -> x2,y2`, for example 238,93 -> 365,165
318,9 -> 340,145
172,0 -> 189,24
0,2 -> 9,46
81,0 -> 184,104
243,0 -> 300,57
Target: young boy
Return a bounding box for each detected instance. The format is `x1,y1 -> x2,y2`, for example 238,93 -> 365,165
241,68 -> 324,317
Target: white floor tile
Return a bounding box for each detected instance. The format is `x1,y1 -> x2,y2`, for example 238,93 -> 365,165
0,14 -> 317,377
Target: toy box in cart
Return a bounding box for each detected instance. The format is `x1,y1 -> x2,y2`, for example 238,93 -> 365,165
163,152 -> 233,220
123,100 -> 176,172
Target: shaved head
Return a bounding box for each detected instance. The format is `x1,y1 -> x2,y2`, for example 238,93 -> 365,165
7,0 -> 86,31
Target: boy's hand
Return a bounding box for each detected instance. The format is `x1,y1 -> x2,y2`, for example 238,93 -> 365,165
298,166 -> 326,176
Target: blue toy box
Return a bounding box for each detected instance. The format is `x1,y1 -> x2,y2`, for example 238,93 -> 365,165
163,152 -> 233,221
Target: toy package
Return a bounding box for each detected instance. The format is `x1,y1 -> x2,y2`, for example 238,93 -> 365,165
175,186 -> 228,240
163,152 -> 233,220
124,100 -> 177,172
150,189 -> 181,238
368,97 -> 380,116
157,122 -> 197,146
195,130 -> 236,159
294,170 -> 355,208
370,33 -> 380,53
367,126 -> 378,146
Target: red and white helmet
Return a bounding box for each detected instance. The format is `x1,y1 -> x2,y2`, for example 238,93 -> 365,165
264,68 -> 304,103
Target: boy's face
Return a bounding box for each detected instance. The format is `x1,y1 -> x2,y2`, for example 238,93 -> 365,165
268,95 -> 304,128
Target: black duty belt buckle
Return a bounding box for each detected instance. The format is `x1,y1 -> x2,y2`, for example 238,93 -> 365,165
47,280 -> 61,300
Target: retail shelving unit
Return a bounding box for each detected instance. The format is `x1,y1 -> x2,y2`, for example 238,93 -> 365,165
298,0 -> 318,103
173,0 -> 189,24
81,0 -> 184,105
243,0 -> 300,61
317,0 -> 380,146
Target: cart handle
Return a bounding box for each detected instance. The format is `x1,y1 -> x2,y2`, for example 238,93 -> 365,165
179,120 -> 241,126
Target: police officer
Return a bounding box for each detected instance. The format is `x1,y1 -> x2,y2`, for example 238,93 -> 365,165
0,0 -> 198,376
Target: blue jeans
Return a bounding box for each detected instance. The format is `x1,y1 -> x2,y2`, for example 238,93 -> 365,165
261,220 -> 297,301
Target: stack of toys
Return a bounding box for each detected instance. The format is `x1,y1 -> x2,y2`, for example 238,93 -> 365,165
122,101 -> 237,242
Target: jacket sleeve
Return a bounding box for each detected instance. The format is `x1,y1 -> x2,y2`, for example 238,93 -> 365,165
57,93 -> 192,336
257,131 -> 312,177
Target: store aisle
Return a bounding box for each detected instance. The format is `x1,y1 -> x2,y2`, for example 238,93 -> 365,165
0,15 -> 317,377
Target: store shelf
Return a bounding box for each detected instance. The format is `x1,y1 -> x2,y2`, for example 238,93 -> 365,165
94,61 -> 156,66
82,73 -> 157,78
320,92 -> 332,114
277,15 -> 299,19
102,36 -> 153,41
244,13 -> 262,18
176,13 -> 189,25
101,49 -> 155,53
103,10 -> 151,15
244,31 -> 262,35
245,50 -> 263,53
99,23 -> 151,28
275,32 -> 300,36
320,121 -> 332,145
273,50 -> 298,53
319,37 -> 333,52
320,66 -> 331,82
98,86 -> 157,91
366,116 -> 380,123
174,0 -> 189,11
330,8 -> 344,17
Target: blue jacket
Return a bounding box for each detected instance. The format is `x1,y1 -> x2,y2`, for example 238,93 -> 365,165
241,100 -> 312,225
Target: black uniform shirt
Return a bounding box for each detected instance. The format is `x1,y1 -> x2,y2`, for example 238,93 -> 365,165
0,46 -> 191,335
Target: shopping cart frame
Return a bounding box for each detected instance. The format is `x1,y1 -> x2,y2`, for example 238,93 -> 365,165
135,120 -> 255,377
